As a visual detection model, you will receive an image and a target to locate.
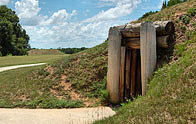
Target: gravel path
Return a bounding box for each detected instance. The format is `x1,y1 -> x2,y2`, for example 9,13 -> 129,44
0,107 -> 115,124
0,63 -> 46,72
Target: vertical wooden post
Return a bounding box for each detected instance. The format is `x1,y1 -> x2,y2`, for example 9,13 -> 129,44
107,27 -> 121,104
130,49 -> 137,97
136,51 -> 141,96
125,49 -> 131,99
120,47 -> 126,102
140,22 -> 157,96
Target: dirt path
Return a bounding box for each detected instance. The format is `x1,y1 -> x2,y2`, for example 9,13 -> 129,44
0,63 -> 46,72
0,107 -> 115,124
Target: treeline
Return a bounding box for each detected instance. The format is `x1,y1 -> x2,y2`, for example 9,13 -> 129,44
0,6 -> 30,56
139,11 -> 158,20
162,0 -> 188,9
57,47 -> 88,54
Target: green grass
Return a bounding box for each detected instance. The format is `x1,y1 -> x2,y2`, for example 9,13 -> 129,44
0,65 -> 84,108
50,41 -> 108,99
0,0 -> 195,114
0,55 -> 68,67
134,0 -> 196,23
94,35 -> 196,124
94,1 -> 196,123
0,42 -> 108,108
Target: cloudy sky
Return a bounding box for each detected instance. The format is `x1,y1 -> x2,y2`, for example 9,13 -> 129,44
1,0 -> 165,48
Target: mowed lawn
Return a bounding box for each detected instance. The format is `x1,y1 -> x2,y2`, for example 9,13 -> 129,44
0,54 -> 85,108
0,55 -> 68,67
0,65 -> 83,108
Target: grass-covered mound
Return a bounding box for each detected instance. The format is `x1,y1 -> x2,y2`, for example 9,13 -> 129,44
95,34 -> 196,124
0,0 -> 195,111
0,55 -> 67,67
0,41 -> 108,108
28,49 -> 64,56
94,0 -> 196,123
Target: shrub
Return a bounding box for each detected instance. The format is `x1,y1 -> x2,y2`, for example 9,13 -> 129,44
180,15 -> 190,24
187,7 -> 196,17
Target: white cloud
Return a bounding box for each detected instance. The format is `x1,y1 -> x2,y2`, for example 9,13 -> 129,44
15,0 -> 44,26
86,0 -> 141,23
0,0 -> 11,5
16,0 -> 142,48
15,0 -> 77,26
44,9 -> 77,25
15,0 -> 40,18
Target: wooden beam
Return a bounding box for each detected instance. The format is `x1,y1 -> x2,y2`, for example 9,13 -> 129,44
122,35 -> 172,48
157,35 -> 173,48
119,47 -> 126,102
107,27 -> 121,104
126,40 -> 140,49
121,21 -> 174,38
140,22 -> 157,96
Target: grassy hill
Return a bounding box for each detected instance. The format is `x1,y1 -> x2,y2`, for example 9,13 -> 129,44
0,55 -> 67,67
94,0 -> 196,123
28,49 -> 64,56
0,42 -> 108,108
0,2 -> 195,122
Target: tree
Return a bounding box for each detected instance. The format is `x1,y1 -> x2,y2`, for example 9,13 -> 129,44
161,0 -> 188,10
162,0 -> 167,10
167,0 -> 183,7
0,21 -> 13,56
0,5 -> 30,56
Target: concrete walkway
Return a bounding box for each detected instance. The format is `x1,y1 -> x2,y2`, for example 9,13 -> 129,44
0,63 -> 46,72
0,107 -> 115,124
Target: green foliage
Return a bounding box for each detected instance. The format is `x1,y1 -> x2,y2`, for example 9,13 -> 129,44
167,0 -> 183,7
39,97 -> 84,109
161,0 -> 188,10
180,15 -> 190,24
100,89 -> 109,104
0,5 -> 30,56
161,0 -> 167,10
58,47 -> 88,54
187,7 -> 196,16
175,29 -> 196,56
0,21 -> 13,56
38,69 -> 50,77
139,11 -> 158,20
180,25 -> 186,30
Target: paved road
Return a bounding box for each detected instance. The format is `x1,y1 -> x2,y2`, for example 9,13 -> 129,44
0,63 -> 46,72
0,107 -> 115,124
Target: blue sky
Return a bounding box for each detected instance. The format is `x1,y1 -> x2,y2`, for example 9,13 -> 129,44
0,0 -> 165,48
